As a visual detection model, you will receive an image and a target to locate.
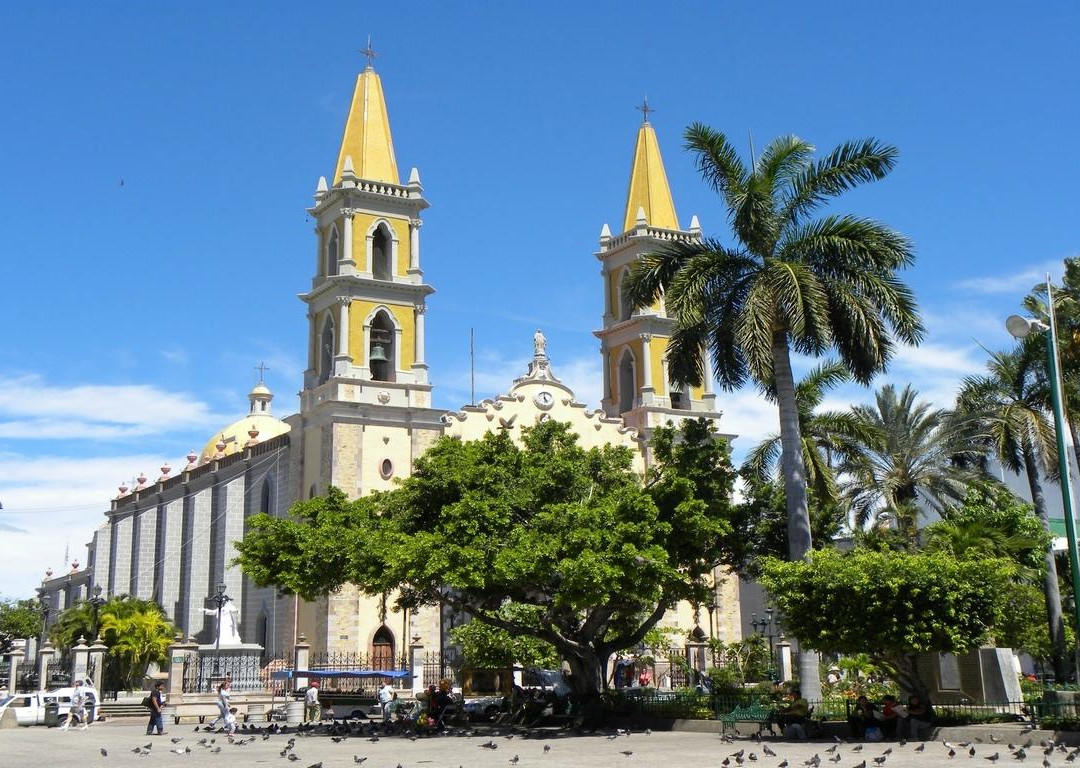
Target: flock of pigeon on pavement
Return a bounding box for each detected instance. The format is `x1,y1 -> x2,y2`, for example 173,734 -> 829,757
82,719 -> 1080,766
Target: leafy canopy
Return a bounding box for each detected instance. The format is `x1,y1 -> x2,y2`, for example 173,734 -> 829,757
0,597 -> 43,653
759,549 -> 1011,658
238,419 -> 737,692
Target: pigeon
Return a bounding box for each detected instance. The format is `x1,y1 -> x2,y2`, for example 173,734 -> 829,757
131,748 -> 142,754
1013,749 -> 1027,762
882,749 -> 893,757
481,741 -> 499,750
764,746 -> 777,758
354,758 -> 368,765
621,752 -> 634,758
779,762 -> 789,768
733,751 -> 746,759
645,729 -> 652,736
950,749 -> 957,759
826,745 -> 839,754
288,755 -> 299,762
829,755 -> 841,764
915,744 -> 925,753
873,758 -> 888,766
854,762 -> 866,768
307,764 -> 323,768
210,747 -> 221,754
171,748 -> 190,755
853,745 -> 864,753
971,747 -> 977,758
100,748 -> 108,757
543,745 -> 551,753
509,757 -> 520,765
985,755 -> 999,763
991,736 -> 1003,744
171,738 -> 183,744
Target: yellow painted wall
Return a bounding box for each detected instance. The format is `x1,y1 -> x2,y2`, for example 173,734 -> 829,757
650,337 -> 668,396
352,213 -> 412,276
348,299 -> 416,370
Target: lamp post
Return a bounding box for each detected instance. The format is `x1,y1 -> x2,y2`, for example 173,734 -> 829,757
88,585 -> 107,640
209,582 -> 230,679
1008,277 -> 1080,674
750,609 -> 776,653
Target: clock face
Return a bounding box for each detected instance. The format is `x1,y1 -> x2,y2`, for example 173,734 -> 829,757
534,391 -> 554,410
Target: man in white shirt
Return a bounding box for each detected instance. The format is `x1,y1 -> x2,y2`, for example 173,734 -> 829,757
304,681 -> 320,723
60,679 -> 89,731
377,682 -> 394,722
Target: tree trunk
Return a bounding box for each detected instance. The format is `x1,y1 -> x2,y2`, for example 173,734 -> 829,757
1023,444 -> 1069,682
564,647 -> 608,728
771,332 -> 821,701
889,652 -> 931,704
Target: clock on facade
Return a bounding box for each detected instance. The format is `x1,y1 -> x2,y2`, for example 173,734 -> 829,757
533,391 -> 554,410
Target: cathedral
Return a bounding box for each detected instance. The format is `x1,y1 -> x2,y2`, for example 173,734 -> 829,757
39,59 -> 743,669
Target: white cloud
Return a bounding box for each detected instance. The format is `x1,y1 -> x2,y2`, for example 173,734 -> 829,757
0,452 -> 176,598
891,342 -> 984,376
955,260 -> 1062,295
159,345 -> 189,366
712,388 -> 779,461
0,375 -> 225,440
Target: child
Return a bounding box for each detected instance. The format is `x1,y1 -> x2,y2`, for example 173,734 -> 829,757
223,706 -> 238,736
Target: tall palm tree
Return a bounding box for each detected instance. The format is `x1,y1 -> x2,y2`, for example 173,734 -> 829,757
625,128 -> 923,698
744,360 -> 872,506
954,346 -> 1067,680
839,384 -> 975,532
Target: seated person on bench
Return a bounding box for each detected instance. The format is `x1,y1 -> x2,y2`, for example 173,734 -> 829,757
774,688 -> 809,737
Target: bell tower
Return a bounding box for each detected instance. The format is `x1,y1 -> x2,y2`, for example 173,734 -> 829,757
594,103 -> 722,437
290,51 -> 447,656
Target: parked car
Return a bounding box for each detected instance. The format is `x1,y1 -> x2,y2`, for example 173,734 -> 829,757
0,684 -> 100,726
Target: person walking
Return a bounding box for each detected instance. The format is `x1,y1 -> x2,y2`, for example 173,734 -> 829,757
377,681 -> 394,722
146,681 -> 166,735
60,679 -> 89,731
208,680 -> 231,731
304,680 -> 320,723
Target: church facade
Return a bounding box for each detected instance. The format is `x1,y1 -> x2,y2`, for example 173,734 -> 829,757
40,60 -> 743,670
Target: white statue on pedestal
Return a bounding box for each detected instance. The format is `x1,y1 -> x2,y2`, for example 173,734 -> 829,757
202,598 -> 242,646
533,329 -> 547,357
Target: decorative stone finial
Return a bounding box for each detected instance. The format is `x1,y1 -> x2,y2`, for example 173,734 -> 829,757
635,206 -> 648,227
214,435 -> 227,460
185,450 -> 198,471
341,155 -> 356,181
599,223 -> 612,243
245,423 -> 260,448
316,176 -> 328,193
136,471 -> 148,489
71,560 -> 79,572
159,463 -> 171,482
689,214 -> 701,233
45,567 -> 54,580
407,167 -> 422,189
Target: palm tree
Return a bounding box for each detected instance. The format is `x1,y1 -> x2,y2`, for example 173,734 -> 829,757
743,360 -> 872,505
625,128 -> 922,698
954,346 -> 1067,680
839,384 -> 975,532
100,608 -> 176,689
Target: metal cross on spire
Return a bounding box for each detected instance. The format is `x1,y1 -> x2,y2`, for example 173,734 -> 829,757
254,361 -> 269,382
637,96 -> 655,123
359,34 -> 379,69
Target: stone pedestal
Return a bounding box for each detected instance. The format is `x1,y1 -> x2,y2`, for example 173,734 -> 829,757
70,637 -> 89,683
88,637 -> 107,692
293,635 -> 310,694
410,644 -> 425,694
167,636 -> 198,697
37,642 -> 56,691
776,638 -> 793,682
7,648 -> 23,693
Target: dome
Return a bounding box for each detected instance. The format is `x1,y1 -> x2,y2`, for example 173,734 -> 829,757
199,380 -> 290,464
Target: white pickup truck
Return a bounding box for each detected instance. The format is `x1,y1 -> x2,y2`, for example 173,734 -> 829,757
0,685 -> 100,726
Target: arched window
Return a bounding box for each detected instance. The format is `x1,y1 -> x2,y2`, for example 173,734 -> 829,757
618,349 -> 636,413
260,478 -> 273,514
372,225 -> 392,281
369,310 -> 396,382
618,269 -> 634,322
326,227 -> 339,277
371,625 -> 395,670
669,365 -> 689,410
319,313 -> 335,384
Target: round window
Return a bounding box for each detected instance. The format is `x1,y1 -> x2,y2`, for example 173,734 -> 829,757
380,458 -> 394,479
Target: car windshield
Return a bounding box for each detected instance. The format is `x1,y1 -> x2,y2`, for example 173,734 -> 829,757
0,696 -> 12,707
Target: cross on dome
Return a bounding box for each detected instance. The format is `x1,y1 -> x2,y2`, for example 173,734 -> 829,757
254,361 -> 269,382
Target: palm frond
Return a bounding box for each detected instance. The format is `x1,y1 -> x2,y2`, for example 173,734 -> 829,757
781,138 -> 899,227
684,123 -> 748,215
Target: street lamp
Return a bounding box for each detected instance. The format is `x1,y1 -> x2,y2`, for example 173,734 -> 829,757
39,594 -> 51,648
88,585 -> 107,640
1008,276 -> 1080,674
750,609 -> 776,653
209,582 -> 230,680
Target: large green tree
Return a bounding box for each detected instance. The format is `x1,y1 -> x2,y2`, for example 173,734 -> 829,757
954,346 -> 1068,679
760,549 -> 1012,701
0,597 -> 43,654
839,383 -> 976,533
237,419 -> 737,706
625,128 -> 923,697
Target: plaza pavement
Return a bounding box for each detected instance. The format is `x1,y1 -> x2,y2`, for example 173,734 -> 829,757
0,719 -> 1075,768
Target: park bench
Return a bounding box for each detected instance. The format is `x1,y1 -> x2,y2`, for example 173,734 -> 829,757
720,703 -> 775,735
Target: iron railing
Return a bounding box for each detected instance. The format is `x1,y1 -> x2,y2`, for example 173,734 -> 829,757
422,649 -> 459,689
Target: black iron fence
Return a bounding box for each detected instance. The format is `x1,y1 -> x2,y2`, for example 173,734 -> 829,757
182,652 -> 268,694
422,649 -> 459,689
305,651 -> 411,695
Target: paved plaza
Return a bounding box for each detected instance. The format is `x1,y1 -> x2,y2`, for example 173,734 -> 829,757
0,720 -> 1074,768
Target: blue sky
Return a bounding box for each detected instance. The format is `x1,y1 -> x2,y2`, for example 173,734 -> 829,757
1,1 -> 1077,597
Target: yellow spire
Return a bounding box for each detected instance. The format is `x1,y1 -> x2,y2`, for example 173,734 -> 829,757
622,105 -> 679,232
333,64 -> 400,185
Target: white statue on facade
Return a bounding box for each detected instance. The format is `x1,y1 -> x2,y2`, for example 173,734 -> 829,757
202,598 -> 242,646
533,329 -> 547,357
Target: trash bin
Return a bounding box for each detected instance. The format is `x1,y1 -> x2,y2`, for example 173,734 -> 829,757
44,701 -> 60,727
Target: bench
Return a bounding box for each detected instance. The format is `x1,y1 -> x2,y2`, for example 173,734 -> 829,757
720,703 -> 774,735
164,704 -> 220,725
